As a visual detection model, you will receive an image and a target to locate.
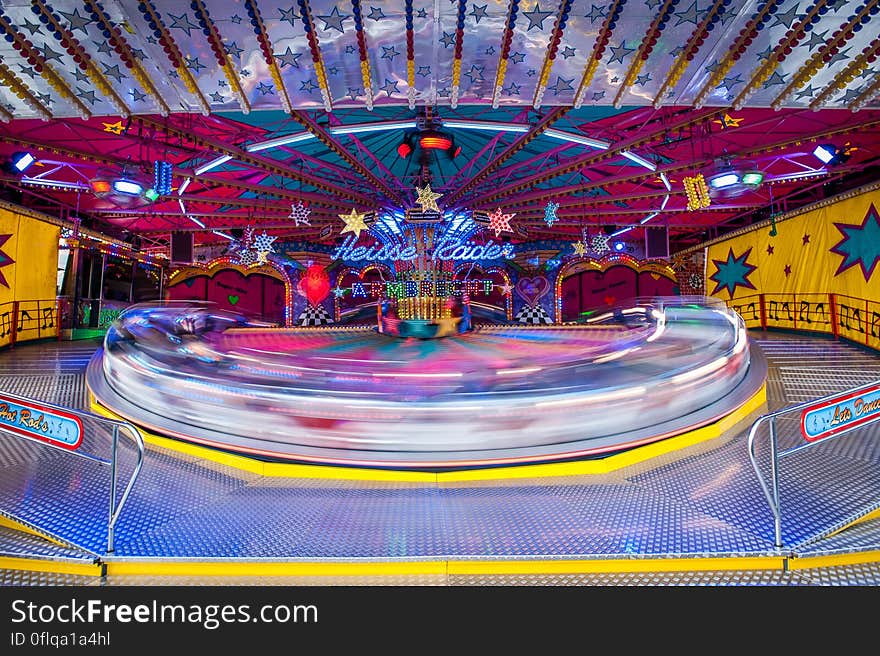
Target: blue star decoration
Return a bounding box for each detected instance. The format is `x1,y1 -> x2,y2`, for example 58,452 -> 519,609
830,202 -> 880,282
709,247 -> 758,297
543,201 -> 559,227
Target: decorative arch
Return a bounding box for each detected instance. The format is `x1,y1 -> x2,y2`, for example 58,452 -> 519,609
333,263 -> 394,320
555,253 -> 677,322
167,256 -> 294,326
453,263 -> 513,321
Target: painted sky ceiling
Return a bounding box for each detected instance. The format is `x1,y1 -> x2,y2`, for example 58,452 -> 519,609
0,0 -> 878,255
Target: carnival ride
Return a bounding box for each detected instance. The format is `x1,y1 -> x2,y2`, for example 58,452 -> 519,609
86,296 -> 766,469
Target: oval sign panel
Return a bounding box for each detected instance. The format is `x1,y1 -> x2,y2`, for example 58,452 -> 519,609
800,382 -> 880,443
0,392 -> 83,451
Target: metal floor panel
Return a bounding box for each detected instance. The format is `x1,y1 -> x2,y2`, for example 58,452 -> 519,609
1,333 -> 880,585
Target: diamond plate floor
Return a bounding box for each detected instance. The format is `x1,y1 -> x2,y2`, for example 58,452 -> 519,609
1,332 -> 879,585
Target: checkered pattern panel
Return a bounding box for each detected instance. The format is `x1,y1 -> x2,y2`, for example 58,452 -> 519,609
515,304 -> 552,324
298,305 -> 333,326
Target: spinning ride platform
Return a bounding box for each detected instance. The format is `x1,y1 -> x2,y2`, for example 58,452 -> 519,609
86,298 -> 767,471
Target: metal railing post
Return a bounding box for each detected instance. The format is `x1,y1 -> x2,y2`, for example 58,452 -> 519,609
108,425 -> 119,553
768,417 -> 782,549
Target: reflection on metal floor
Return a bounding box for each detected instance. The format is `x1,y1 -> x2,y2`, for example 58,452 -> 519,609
1,332 -> 880,586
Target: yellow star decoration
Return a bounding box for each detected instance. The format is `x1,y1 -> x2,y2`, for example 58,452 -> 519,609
415,184 -> 443,213
102,120 -> 126,135
713,113 -> 743,129
572,241 -> 587,256
339,207 -> 368,238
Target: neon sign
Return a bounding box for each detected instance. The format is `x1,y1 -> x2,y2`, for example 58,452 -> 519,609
331,235 -> 515,263
346,279 -> 495,299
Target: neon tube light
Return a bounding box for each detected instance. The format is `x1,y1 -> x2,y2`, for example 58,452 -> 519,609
246,132 -> 315,152
544,129 -> 610,149
194,155 -> 232,175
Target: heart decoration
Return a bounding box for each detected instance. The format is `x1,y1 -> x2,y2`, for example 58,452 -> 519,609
227,295 -> 239,305
298,264 -> 331,307
515,275 -> 550,307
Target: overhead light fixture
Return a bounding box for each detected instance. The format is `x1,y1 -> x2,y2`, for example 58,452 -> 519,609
246,132 -> 315,152
544,129 -> 610,149
812,144 -> 837,164
113,179 -> 143,195
708,172 -> 741,189
613,240 -> 626,252
812,143 -> 851,166
90,168 -> 158,207
621,150 -> 657,171
330,120 -> 418,135
741,171 -> 764,187
419,130 -> 453,151
11,151 -> 35,173
397,139 -> 412,158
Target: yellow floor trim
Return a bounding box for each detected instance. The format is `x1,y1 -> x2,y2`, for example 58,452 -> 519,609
102,555 -> 785,578
104,560 -> 448,577
0,556 -> 102,577
788,550 -> 880,570
90,383 -> 766,483
447,556 -> 784,575
825,508 -> 880,539
0,514 -> 69,547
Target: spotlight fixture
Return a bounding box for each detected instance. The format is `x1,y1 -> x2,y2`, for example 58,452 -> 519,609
10,151 -> 35,173
708,172 -> 741,189
397,139 -> 412,158
418,129 -> 453,151
613,240 -> 626,252
90,167 -> 159,208
812,143 -> 851,166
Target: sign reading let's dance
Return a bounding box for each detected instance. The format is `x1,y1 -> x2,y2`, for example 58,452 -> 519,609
800,382 -> 880,443
0,392 -> 83,451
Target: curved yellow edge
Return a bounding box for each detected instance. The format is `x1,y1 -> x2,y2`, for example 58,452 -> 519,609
0,556 -> 102,577
825,507 -> 880,539
0,514 -> 69,548
89,383 -> 766,483
103,555 -> 783,578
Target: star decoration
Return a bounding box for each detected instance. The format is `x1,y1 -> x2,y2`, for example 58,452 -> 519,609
510,51 -> 526,64
687,273 -> 702,289
210,91 -> 225,102
0,234 -> 16,289
673,1 -> 701,26
590,233 -> 610,255
231,15 -> 242,23
548,77 -> 574,95
572,241 -> 587,256
339,208 -> 368,238
223,41 -> 243,60
486,46 -> 496,55
592,90 -> 606,101
766,244 -> 774,255
503,82 -> 521,96
102,120 -> 126,135
713,113 -> 743,129
184,57 -> 205,74
543,201 -> 559,227
415,184 -> 443,213
379,78 -> 399,96
488,208 -> 515,237
279,7 -> 299,26
40,44 -> 64,63
561,46 -> 576,59
709,247 -> 758,297
440,32 -> 456,48
498,282 -> 513,296
830,202 -> 880,281
333,286 -> 346,298
382,46 -> 400,61
237,248 -> 258,266
418,66 -> 431,77
770,4 -> 800,29
586,5 -> 606,22
252,231 -> 277,263
129,88 -> 147,103
417,8 -> 428,18
784,264 -> 792,277
635,73 -> 652,86
608,43 -> 635,65
316,6 -> 350,33
169,13 -> 199,36
301,79 -> 318,93
257,81 -> 274,95
275,47 -> 301,68
762,71 -> 787,89
289,201 -> 312,227
802,234 -> 811,245
77,88 -> 97,105
523,3 -> 554,30
464,65 -> 484,83
368,6 -> 385,20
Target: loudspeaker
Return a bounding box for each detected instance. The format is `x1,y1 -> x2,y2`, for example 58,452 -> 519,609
170,231 -> 193,264
645,226 -> 669,259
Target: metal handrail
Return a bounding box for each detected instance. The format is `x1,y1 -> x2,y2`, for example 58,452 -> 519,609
747,378 -> 880,550
0,389 -> 145,553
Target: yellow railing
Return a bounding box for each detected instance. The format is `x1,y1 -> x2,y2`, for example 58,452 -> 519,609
0,299 -> 60,349
725,293 -> 880,352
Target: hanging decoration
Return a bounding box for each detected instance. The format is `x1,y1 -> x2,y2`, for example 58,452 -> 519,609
590,232 -> 610,255
289,201 -> 312,227
571,240 -> 587,256
252,231 -> 277,264
415,184 -> 443,213
684,174 -> 711,211
487,207 -> 515,237
543,200 -> 559,227
339,207 -> 369,238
